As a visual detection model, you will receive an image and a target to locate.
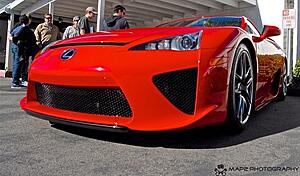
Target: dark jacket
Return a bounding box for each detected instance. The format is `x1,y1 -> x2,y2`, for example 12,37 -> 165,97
13,25 -> 39,58
104,16 -> 129,30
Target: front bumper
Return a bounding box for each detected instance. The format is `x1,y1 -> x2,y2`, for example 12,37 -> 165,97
21,45 -> 228,131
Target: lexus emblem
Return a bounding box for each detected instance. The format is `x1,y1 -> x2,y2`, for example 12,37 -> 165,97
60,49 -> 76,60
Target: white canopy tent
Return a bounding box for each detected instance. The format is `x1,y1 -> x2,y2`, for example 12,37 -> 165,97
1,0 -> 257,28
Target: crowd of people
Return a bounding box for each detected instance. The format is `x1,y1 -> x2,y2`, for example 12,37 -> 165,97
9,5 -> 129,88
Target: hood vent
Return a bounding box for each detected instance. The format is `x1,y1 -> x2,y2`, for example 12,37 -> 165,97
50,42 -> 128,49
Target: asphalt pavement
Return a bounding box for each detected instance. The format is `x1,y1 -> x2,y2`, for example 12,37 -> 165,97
0,77 -> 299,176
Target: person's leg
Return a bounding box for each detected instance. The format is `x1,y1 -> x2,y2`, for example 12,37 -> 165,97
21,54 -> 29,82
11,44 -> 21,85
11,44 -> 26,88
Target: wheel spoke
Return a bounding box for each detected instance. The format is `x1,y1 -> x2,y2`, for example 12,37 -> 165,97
242,92 -> 251,112
237,95 -> 244,120
235,83 -> 241,94
245,87 -> 252,102
245,66 -> 251,80
239,95 -> 246,121
235,73 -> 242,83
242,53 -> 248,78
246,77 -> 253,88
241,95 -> 248,118
238,94 -> 251,122
239,54 -> 245,78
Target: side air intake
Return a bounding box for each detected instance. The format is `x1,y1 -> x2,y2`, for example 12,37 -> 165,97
153,68 -> 198,115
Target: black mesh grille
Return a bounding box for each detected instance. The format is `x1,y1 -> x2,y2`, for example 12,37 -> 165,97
153,68 -> 198,115
35,83 -> 132,117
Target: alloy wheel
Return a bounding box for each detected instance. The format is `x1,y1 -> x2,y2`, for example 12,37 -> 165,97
233,49 -> 254,125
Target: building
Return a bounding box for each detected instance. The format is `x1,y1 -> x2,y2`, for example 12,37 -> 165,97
0,0 -> 298,77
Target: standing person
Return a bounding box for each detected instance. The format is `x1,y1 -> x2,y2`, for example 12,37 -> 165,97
9,15 -> 29,88
8,17 -> 22,87
16,15 -> 39,85
34,13 -> 61,48
104,5 -> 129,30
63,16 -> 80,39
79,7 -> 97,35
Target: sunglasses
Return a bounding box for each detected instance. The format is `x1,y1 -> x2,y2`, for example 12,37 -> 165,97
45,17 -> 52,19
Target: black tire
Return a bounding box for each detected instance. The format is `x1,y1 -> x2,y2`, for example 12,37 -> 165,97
49,121 -> 58,125
276,61 -> 287,101
227,44 -> 255,132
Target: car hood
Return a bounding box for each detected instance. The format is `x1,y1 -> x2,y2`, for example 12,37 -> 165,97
52,27 -> 204,46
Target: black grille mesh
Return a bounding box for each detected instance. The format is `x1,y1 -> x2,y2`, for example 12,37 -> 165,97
35,83 -> 132,117
153,68 -> 198,114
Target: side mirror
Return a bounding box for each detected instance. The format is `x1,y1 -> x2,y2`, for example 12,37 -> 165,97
252,25 -> 281,42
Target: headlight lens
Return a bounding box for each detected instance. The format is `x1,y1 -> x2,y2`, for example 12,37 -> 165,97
40,41 -> 60,54
130,31 -> 202,51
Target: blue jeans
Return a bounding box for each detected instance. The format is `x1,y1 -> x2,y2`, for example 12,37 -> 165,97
11,44 -> 23,84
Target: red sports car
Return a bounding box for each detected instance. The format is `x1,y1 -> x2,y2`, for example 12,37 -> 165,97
20,16 -> 287,132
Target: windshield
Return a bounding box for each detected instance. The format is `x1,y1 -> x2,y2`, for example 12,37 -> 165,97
157,17 -> 242,28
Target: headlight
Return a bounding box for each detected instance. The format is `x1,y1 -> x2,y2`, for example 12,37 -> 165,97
40,41 -> 60,54
129,31 -> 202,51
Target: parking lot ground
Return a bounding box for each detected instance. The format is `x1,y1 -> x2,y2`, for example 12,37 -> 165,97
0,78 -> 299,176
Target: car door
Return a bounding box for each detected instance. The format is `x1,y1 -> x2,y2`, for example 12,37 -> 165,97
246,21 -> 285,107
257,38 -> 285,102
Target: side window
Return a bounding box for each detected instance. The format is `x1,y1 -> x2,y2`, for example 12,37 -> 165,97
246,20 -> 260,36
246,26 -> 254,34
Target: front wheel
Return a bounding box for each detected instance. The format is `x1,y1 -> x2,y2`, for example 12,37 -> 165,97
227,44 -> 255,132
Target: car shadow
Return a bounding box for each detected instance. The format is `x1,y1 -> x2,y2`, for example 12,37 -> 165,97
52,97 -> 300,149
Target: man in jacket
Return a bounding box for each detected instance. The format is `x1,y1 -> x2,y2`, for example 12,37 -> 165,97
104,5 -> 129,30
10,15 -> 38,88
34,13 -> 61,48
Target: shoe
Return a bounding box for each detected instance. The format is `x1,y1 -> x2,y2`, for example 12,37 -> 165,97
11,83 -> 22,89
20,81 -> 28,87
